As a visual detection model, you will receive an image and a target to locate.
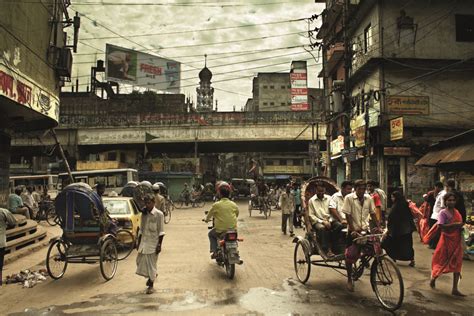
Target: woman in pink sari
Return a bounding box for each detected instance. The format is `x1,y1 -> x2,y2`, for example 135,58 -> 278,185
429,192 -> 465,296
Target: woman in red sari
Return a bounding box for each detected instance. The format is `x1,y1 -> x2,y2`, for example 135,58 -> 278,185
429,192 -> 465,296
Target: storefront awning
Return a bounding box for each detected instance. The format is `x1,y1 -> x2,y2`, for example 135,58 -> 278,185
415,143 -> 474,166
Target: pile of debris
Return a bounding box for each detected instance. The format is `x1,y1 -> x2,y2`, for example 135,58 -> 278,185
4,269 -> 48,288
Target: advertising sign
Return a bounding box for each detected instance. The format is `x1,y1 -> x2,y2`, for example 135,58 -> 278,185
330,135 -> 345,156
0,64 -> 59,124
384,147 -> 411,156
290,71 -> 308,111
106,44 -> 180,92
387,96 -> 429,115
390,116 -> 404,141
350,114 -> 366,147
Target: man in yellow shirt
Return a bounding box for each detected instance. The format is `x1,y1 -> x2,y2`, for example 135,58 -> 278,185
205,182 -> 239,259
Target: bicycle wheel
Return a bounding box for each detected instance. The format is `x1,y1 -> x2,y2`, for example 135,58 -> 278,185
197,199 -> 205,208
294,240 -> 311,284
175,199 -> 185,209
100,238 -> 118,281
164,207 -> 171,224
370,256 -> 404,311
115,229 -> 135,261
46,208 -> 58,226
167,199 -> 175,212
46,239 -> 68,279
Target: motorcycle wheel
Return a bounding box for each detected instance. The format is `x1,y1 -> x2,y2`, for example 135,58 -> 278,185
225,261 -> 235,279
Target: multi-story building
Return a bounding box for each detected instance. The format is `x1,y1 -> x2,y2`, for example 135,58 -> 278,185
317,0 -> 474,201
0,1 -> 77,206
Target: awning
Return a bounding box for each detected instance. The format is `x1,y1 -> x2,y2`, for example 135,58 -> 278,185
415,143 -> 474,166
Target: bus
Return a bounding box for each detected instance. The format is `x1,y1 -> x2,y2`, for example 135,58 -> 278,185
9,174 -> 59,199
58,168 -> 139,196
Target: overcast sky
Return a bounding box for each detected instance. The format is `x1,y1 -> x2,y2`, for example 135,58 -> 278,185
69,0 -> 324,111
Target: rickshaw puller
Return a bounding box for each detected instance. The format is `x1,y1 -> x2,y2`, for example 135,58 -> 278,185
343,180 -> 380,292
136,194 -> 165,294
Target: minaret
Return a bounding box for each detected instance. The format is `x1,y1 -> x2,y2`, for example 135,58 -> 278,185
196,54 -> 214,112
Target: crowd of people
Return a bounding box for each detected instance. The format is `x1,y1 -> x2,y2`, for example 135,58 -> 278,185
0,176 -> 469,298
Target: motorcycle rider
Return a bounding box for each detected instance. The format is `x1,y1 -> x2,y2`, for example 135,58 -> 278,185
204,182 -> 239,259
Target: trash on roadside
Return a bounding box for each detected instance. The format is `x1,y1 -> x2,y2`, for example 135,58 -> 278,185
5,269 -> 48,288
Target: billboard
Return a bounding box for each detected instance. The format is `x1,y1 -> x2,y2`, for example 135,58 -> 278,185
105,44 -> 180,92
387,96 -> 429,115
290,71 -> 309,111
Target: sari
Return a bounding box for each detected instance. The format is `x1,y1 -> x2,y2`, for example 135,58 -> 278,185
418,201 -> 431,241
427,208 -> 463,279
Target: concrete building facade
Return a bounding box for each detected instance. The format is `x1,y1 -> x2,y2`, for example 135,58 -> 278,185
0,1 -> 76,206
317,0 -> 474,202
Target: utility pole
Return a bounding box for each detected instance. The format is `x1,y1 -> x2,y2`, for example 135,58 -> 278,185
343,0 -> 352,180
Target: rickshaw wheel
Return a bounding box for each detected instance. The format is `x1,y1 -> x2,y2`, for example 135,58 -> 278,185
100,238 -> 118,281
294,240 -> 311,284
46,239 -> 68,280
370,256 -> 404,311
116,229 -> 135,261
164,207 -> 172,224
197,200 -> 205,208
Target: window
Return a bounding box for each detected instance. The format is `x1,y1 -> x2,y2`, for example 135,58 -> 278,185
263,102 -> 268,106
364,23 -> 372,53
270,85 -> 275,89
281,102 -> 286,106
456,14 -> 474,42
107,152 -> 117,161
120,152 -> 126,163
279,159 -> 287,165
270,102 -> 275,106
265,160 -> 274,166
293,159 -> 303,166
281,85 -> 286,89
263,85 -> 268,89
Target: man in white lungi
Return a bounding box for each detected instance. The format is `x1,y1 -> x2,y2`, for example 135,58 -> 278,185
136,194 -> 165,294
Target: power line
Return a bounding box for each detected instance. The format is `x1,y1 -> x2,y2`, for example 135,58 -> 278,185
79,17 -> 308,41
72,48 -> 312,80
74,30 -> 307,56
72,44 -> 305,65
72,57 -> 318,88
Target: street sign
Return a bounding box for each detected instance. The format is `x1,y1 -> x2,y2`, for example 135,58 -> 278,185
390,117 -> 403,141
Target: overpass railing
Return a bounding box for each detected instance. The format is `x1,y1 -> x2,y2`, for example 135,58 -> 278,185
58,111 -> 314,127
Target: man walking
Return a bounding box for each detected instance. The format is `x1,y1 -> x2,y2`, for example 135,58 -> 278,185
1,208 -> 17,286
293,184 -> 302,228
280,185 -> 295,237
136,194 -> 165,294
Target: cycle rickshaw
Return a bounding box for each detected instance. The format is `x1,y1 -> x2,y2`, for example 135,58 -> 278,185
46,183 -> 134,281
292,177 -> 404,312
248,194 -> 271,219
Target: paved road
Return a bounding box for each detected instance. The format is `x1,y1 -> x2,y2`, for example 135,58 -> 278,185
1,200 -> 473,315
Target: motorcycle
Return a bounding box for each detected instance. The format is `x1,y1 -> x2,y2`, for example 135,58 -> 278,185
203,211 -> 243,279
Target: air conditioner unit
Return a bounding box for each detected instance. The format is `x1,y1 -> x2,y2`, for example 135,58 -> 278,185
56,48 -> 72,78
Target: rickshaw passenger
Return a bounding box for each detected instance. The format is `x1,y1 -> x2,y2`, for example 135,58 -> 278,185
342,179 -> 380,292
307,182 -> 342,257
329,181 -> 353,227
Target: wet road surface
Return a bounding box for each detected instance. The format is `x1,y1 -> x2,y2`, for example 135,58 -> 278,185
1,200 -> 473,315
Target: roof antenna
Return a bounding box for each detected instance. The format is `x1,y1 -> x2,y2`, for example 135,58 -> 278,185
204,54 -> 207,67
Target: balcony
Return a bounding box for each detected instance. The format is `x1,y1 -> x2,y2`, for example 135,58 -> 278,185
319,42 -> 345,78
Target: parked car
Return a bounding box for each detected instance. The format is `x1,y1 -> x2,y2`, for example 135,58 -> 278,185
103,197 -> 141,239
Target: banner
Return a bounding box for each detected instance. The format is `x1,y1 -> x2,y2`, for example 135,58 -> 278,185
390,116 -> 403,141
106,44 -> 180,92
387,96 -> 429,115
290,71 -> 308,111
